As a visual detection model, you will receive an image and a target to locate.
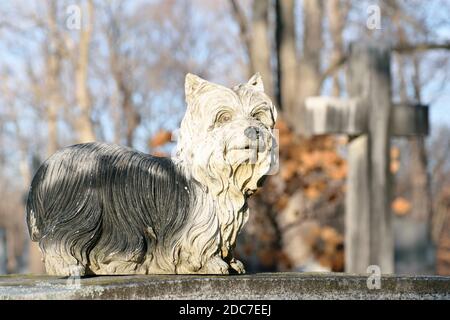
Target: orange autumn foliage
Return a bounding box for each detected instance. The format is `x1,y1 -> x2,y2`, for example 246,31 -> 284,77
392,197 -> 411,216
149,130 -> 172,148
240,118 -> 348,272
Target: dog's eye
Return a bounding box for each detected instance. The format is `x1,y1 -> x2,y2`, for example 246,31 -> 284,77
252,112 -> 265,121
217,112 -> 232,124
252,110 -> 274,128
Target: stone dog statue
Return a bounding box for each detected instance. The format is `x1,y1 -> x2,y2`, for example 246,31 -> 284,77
26,73 -> 278,275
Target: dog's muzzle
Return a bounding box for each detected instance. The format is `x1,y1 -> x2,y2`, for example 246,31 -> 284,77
223,126 -> 270,167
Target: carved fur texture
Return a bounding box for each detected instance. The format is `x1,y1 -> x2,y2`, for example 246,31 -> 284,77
26,73 -> 278,275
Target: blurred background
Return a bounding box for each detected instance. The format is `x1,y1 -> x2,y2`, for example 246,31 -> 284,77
0,0 -> 449,275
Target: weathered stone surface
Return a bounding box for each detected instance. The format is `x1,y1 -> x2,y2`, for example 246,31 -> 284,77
0,273 -> 448,300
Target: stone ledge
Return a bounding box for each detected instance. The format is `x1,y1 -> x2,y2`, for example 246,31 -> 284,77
0,273 -> 449,300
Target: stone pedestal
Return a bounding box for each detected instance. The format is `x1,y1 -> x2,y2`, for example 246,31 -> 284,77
0,273 -> 448,300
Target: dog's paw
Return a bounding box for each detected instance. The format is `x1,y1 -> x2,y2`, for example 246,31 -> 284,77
230,259 -> 246,274
201,256 -> 230,275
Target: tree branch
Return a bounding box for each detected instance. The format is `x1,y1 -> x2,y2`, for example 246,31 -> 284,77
229,0 -> 252,66
394,42 -> 450,53
320,54 -> 347,83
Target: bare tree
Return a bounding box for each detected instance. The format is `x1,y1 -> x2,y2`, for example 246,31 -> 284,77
327,0 -> 349,97
45,0 -> 64,156
296,0 -> 324,119
105,4 -> 141,147
75,0 -> 96,143
230,0 -> 274,98
275,0 -> 296,112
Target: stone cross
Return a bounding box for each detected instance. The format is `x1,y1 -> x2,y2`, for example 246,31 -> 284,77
304,42 -> 429,274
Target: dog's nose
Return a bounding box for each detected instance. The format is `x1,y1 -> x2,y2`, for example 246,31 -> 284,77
244,126 -> 259,141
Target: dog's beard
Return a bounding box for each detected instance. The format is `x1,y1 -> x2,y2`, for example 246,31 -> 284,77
186,128 -> 274,199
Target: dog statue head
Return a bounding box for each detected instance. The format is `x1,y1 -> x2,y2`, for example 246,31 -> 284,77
176,73 -> 278,202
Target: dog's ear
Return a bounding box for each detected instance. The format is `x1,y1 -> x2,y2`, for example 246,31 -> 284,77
247,72 -> 264,92
185,73 -> 207,101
